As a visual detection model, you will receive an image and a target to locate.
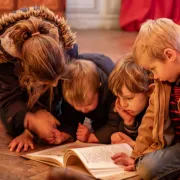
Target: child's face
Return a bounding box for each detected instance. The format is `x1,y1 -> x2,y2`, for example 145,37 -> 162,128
142,59 -> 179,83
72,93 -> 99,114
139,50 -> 180,83
118,85 -> 148,116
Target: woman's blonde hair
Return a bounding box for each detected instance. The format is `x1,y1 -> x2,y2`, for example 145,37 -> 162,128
8,17 -> 65,109
133,18 -> 180,63
108,54 -> 150,96
62,60 -> 100,106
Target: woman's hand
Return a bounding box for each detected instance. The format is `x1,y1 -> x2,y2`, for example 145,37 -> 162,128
8,129 -> 34,152
45,130 -> 72,145
24,110 -> 60,139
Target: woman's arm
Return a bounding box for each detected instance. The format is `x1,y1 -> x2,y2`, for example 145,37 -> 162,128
0,63 -> 28,136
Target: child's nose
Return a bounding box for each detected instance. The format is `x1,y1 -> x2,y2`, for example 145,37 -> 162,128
153,73 -> 159,80
121,100 -> 128,108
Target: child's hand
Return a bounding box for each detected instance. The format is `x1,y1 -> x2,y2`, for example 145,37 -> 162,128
111,132 -> 124,143
114,98 -> 135,126
76,123 -> 90,142
8,129 -> 34,152
24,110 -> 60,139
45,130 -> 72,145
111,152 -> 135,171
111,132 -> 135,148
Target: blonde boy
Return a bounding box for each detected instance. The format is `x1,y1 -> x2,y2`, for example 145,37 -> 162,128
59,59 -> 119,143
112,18 -> 179,180
63,60 -> 100,114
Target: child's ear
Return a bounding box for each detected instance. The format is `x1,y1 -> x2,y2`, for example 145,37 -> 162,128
164,48 -> 176,62
147,83 -> 155,96
99,82 -> 102,87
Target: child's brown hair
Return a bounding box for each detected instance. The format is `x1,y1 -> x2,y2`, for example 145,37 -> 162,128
108,54 -> 150,96
62,60 -> 100,106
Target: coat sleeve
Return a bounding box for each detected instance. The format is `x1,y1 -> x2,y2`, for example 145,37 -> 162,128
94,110 -> 121,144
131,91 -> 155,159
0,63 -> 28,136
57,99 -> 84,140
93,97 -> 122,144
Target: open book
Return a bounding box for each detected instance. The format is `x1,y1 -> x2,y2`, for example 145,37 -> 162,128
22,141 -> 137,180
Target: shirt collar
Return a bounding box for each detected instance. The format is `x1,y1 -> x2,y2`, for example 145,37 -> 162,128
176,78 -> 180,86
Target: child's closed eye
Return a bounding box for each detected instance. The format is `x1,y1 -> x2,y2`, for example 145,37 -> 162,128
125,97 -> 133,100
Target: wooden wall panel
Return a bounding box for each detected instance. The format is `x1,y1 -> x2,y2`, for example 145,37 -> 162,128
0,0 -> 65,17
18,0 -> 59,9
18,0 -> 65,16
0,0 -> 15,10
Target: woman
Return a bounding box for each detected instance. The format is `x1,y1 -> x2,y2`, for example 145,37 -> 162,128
0,6 -> 76,151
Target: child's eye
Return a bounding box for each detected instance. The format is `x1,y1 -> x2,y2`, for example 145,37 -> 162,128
127,97 -> 133,100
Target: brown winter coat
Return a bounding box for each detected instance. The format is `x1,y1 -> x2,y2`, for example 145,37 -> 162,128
131,80 -> 175,158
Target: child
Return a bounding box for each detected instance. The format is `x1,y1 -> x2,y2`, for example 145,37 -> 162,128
58,59 -> 120,143
108,55 -> 152,148
112,18 -> 179,180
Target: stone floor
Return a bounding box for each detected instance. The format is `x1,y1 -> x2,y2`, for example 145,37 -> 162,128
0,30 -> 139,180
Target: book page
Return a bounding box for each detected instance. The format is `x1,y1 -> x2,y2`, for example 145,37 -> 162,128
64,143 -> 137,179
97,171 -> 138,180
22,154 -> 64,167
71,143 -> 132,169
90,168 -> 137,180
22,141 -> 100,167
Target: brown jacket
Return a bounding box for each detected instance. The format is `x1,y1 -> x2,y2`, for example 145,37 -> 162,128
131,80 -> 175,158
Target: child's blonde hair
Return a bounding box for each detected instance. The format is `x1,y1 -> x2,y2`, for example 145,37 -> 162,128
62,60 -> 100,105
108,54 -> 150,96
133,18 -> 180,63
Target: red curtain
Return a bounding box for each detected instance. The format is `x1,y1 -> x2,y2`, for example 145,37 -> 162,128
120,0 -> 180,31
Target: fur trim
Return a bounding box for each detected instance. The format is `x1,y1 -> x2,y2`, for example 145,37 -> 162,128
0,6 -> 76,50
0,51 -> 8,63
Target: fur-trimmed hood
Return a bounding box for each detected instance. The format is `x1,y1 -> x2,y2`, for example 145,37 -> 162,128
0,6 -> 76,63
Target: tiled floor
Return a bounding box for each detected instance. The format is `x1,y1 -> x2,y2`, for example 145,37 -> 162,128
0,30 -> 139,180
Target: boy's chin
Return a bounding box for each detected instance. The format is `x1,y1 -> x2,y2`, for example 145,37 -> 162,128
161,80 -> 175,84
167,80 -> 176,84
167,76 -> 179,83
